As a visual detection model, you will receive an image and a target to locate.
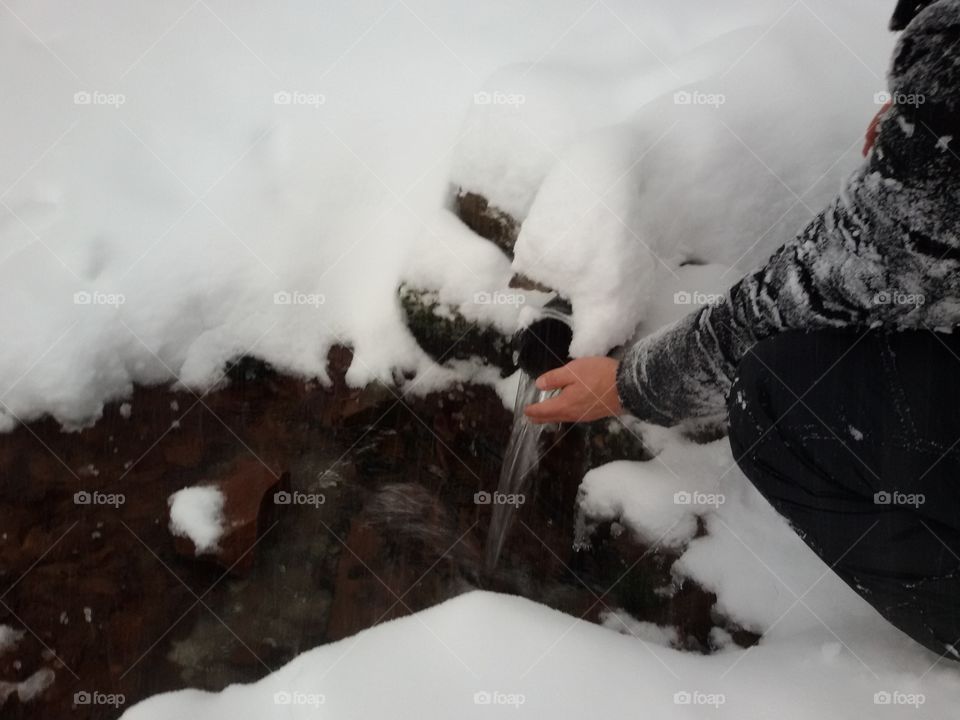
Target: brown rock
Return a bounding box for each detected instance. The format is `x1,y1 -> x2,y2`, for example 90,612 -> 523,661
454,190 -> 520,258
170,458 -> 285,576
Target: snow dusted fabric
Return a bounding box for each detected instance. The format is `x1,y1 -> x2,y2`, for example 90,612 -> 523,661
617,0 -> 960,427
890,0 -> 938,30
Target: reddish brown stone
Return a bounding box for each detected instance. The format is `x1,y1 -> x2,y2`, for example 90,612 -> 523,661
170,459 -> 285,576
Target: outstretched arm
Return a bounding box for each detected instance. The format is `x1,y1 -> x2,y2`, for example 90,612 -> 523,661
530,0 -> 960,427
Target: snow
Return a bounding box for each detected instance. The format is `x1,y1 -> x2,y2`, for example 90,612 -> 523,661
577,432 -> 730,550
509,4 -> 895,355
167,485 -> 226,555
0,668 -> 56,709
0,625 -> 24,656
0,0 -> 894,430
401,209 -> 529,336
127,428 -> 960,718
600,609 -> 681,648
121,589 -> 959,719
6,0 -> 958,717
579,429 -> 870,633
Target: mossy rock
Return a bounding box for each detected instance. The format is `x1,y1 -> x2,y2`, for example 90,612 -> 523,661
398,283 -> 516,374
584,417 -> 654,468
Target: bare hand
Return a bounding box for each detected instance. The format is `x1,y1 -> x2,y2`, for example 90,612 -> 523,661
524,357 -> 624,424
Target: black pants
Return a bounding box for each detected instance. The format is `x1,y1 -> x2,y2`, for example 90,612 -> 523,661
729,329 -> 960,659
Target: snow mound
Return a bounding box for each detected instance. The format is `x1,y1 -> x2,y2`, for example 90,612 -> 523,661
168,485 -> 226,555
508,5 -> 893,355
121,589 -> 960,719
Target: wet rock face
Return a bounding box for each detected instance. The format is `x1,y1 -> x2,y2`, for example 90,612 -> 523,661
398,283 -> 517,374
168,459 -> 285,575
0,348 -> 755,719
0,349 -> 381,719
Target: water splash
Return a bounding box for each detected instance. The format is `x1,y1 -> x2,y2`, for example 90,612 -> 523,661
483,372 -> 557,572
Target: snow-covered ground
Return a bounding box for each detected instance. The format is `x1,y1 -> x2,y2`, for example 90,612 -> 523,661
5,0 -> 957,717
123,430 -> 960,719
121,583 -> 957,719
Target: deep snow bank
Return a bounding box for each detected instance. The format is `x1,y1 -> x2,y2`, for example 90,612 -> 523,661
0,0 -> 893,429
120,587 -> 959,719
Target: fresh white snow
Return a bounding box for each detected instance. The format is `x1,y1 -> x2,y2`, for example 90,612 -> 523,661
0,0 -> 894,429
120,589 -> 959,719
167,485 -> 226,555
126,429 -> 960,718
3,0 -> 955,717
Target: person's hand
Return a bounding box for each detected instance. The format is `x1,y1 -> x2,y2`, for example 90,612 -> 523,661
863,99 -> 893,156
524,357 -> 624,424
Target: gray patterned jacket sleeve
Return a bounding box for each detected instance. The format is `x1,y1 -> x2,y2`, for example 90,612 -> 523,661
616,0 -> 960,427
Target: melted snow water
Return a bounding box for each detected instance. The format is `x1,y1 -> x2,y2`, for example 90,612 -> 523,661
484,372 -> 557,572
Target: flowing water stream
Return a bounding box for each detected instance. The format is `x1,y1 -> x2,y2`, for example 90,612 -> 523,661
484,305 -> 573,572
483,373 -> 558,572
